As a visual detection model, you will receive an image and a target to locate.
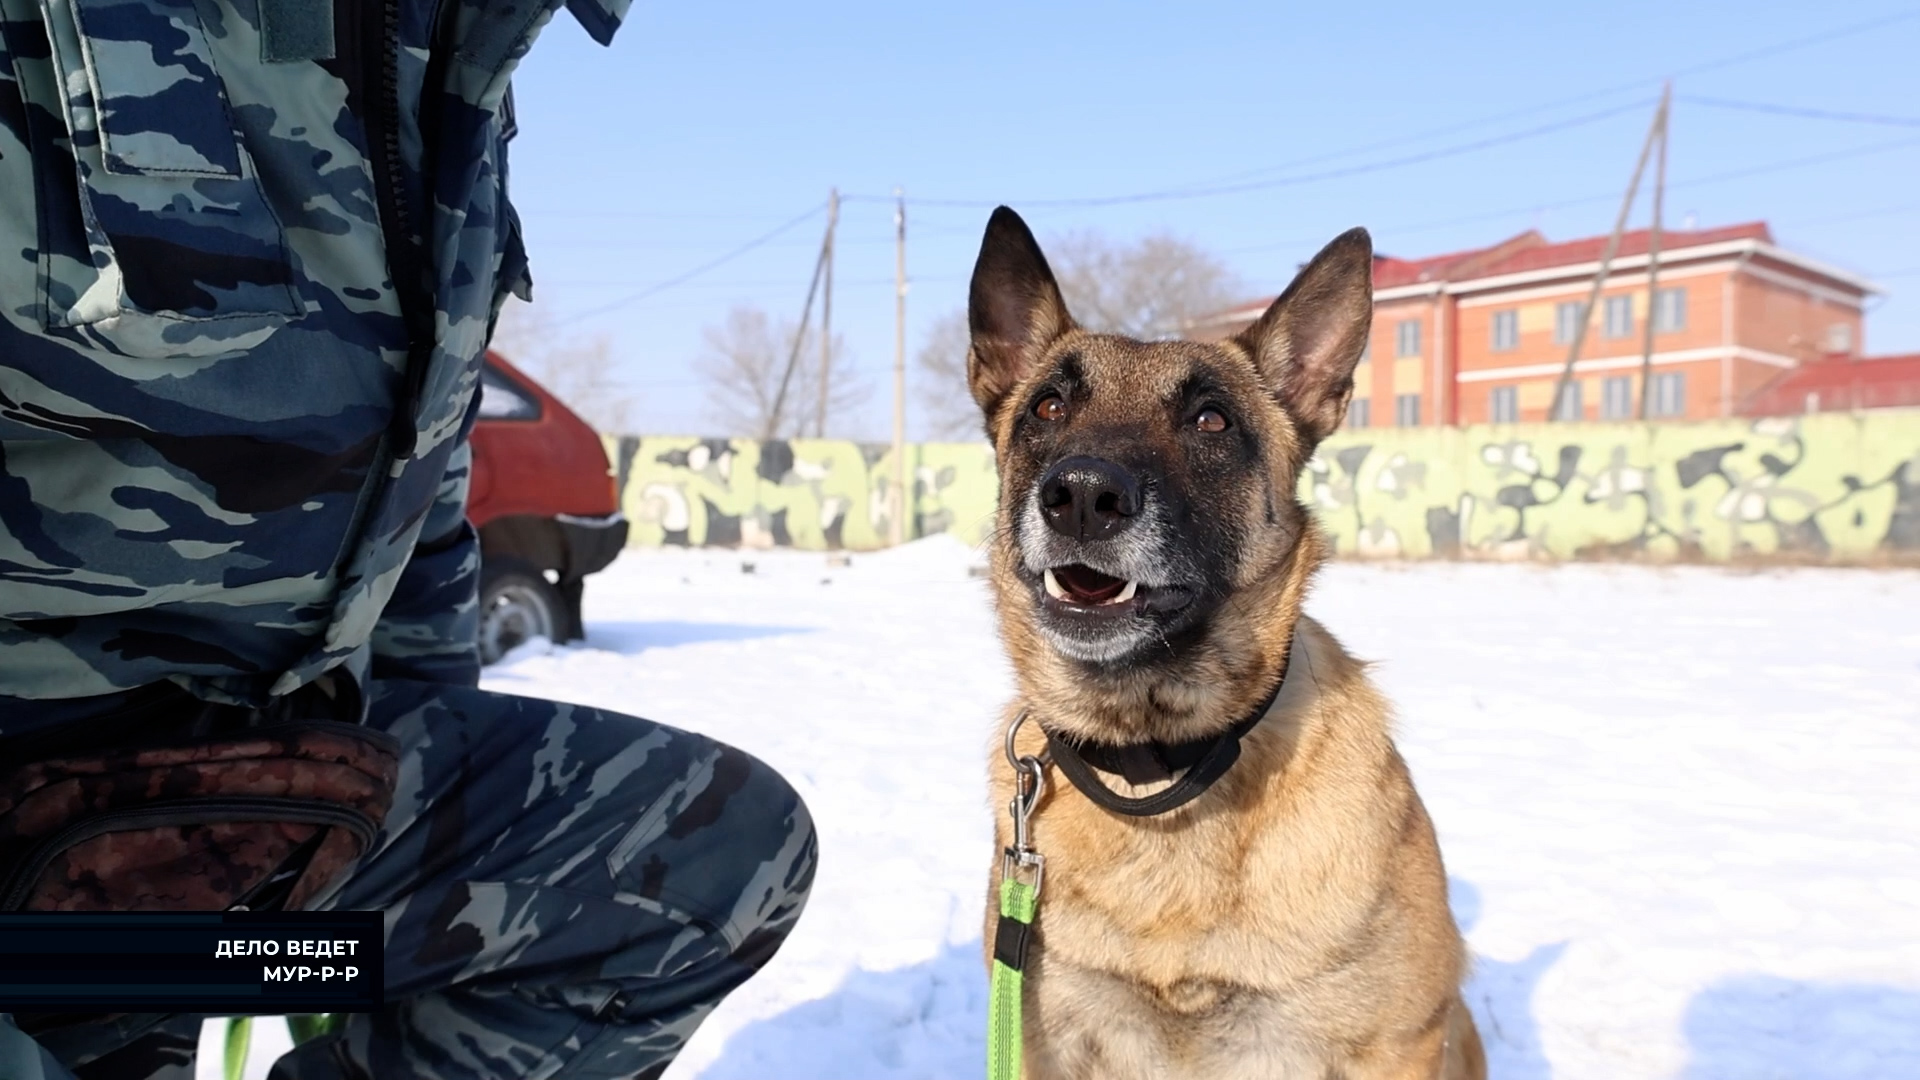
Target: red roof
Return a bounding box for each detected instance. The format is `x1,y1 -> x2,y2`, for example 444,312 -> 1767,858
1371,230 -> 1547,289
1474,222 -> 1772,278
1203,237 -> 1530,323
1741,353 -> 1920,416
1201,220 -> 1789,330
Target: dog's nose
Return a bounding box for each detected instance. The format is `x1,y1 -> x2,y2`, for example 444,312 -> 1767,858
1039,456 -> 1141,542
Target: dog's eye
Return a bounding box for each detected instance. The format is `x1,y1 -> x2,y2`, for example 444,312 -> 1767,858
1034,394 -> 1069,422
1194,408 -> 1230,433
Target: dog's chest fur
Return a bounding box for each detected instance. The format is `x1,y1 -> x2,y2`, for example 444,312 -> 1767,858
1031,861 -> 1346,1077
994,622 -> 1456,1079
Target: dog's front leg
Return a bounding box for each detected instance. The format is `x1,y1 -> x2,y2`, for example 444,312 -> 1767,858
1336,995 -> 1486,1080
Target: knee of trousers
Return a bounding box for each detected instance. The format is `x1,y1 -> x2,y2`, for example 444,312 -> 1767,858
712,748 -> 817,971
596,735 -> 821,973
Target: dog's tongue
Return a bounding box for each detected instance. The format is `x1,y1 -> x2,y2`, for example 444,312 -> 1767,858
1056,564 -> 1127,604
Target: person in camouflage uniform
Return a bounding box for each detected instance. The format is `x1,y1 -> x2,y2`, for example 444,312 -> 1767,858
0,0 -> 817,1072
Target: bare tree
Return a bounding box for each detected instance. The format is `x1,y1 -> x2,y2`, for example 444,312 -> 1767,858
914,230 -> 1243,440
1047,230 -> 1244,338
491,298 -> 634,434
698,303 -> 868,440
915,310 -> 981,442
806,332 -> 868,440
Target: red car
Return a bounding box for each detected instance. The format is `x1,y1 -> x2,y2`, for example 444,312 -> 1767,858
468,351 -> 629,664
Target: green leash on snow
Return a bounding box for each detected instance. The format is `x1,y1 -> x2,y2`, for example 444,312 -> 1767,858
991,713 -> 1048,1080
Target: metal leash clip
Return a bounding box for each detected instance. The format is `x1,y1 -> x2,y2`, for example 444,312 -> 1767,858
1002,710 -> 1048,898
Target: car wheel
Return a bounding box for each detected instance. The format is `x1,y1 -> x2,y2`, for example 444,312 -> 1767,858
478,557 -> 565,665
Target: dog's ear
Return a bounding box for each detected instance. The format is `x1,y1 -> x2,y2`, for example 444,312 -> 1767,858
1234,227 -> 1373,444
968,206 -> 1076,426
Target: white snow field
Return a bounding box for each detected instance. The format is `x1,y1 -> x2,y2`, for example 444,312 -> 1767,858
203,540 -> 1920,1080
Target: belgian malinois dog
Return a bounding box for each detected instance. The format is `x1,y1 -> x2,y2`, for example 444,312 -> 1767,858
971,206 -> 1485,1080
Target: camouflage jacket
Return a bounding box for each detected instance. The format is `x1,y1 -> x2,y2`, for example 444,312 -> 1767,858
0,0 -> 628,708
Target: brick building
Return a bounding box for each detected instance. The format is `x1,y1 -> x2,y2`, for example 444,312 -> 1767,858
1197,223 -> 1880,426
1739,351 -> 1920,416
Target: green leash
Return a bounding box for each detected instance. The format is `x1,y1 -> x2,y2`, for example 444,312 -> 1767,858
989,712 -> 1047,1080
988,877 -> 1037,1079
984,684 -> 1281,1079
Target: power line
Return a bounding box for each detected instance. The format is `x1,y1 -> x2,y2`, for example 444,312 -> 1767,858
554,132 -> 1915,313
1668,133 -> 1920,190
849,101 -> 1655,210
851,90 -> 1918,215
844,10 -> 1919,213
1679,95 -> 1920,127
556,202 -> 825,325
1667,9 -> 1920,79
547,136 -> 1916,320
537,13 -> 1920,318
1130,10 -> 1920,195
1220,134 -> 1920,257
513,209 -> 827,223
1786,199 -> 1920,229
1113,91 -> 1651,198
521,229 -> 940,252
521,274 -> 962,293
1220,197 -> 1613,256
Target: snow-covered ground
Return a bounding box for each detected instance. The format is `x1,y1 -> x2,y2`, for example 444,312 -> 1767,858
205,542 -> 1920,1079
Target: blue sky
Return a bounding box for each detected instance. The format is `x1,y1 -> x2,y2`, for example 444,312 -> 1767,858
502,1 -> 1920,440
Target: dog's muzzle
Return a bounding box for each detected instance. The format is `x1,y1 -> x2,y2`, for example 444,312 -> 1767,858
1016,456 -> 1203,664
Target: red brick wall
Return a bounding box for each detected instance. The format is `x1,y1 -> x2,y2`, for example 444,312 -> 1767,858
1733,267 -> 1864,363
1349,296 -> 1440,428
1211,246 -> 1867,427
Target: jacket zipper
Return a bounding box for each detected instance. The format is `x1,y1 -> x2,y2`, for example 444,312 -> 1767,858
364,0 -> 436,461
0,798 -> 378,911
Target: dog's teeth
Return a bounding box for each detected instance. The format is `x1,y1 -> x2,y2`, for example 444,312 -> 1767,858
1044,568 -> 1068,601
1109,580 -> 1138,604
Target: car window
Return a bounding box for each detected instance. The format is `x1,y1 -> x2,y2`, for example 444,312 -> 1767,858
478,364 -> 542,420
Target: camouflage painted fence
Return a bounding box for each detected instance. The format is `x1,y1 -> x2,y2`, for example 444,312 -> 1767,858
602,408 -> 1920,562
603,436 -> 1003,551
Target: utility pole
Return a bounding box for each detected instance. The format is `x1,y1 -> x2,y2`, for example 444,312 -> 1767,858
816,188 -> 838,438
1636,84 -> 1671,420
1547,91 -> 1668,423
766,215 -> 833,440
891,188 -> 908,547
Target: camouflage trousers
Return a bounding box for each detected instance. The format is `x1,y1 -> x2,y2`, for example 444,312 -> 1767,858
0,679 -> 818,1080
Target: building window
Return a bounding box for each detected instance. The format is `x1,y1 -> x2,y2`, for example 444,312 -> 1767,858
1553,380 -> 1583,421
1395,319 -> 1421,357
1602,375 -> 1634,420
1649,372 -> 1686,417
1823,322 -> 1853,355
1653,287 -> 1687,333
1395,393 -> 1421,427
1489,386 -> 1518,424
1347,398 -> 1371,429
1490,310 -> 1518,352
1603,295 -> 1633,339
1553,301 -> 1588,345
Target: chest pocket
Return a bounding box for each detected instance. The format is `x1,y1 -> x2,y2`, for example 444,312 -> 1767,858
26,0 -> 300,358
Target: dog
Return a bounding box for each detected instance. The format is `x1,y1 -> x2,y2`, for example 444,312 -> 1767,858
970,206 -> 1485,1080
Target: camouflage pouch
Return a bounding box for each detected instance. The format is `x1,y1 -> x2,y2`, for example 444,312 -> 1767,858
0,721 -> 399,912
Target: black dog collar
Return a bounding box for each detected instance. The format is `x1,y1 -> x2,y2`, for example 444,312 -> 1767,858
1038,666 -> 1287,818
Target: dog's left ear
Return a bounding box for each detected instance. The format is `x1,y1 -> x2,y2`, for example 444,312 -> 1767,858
1234,227 -> 1373,444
